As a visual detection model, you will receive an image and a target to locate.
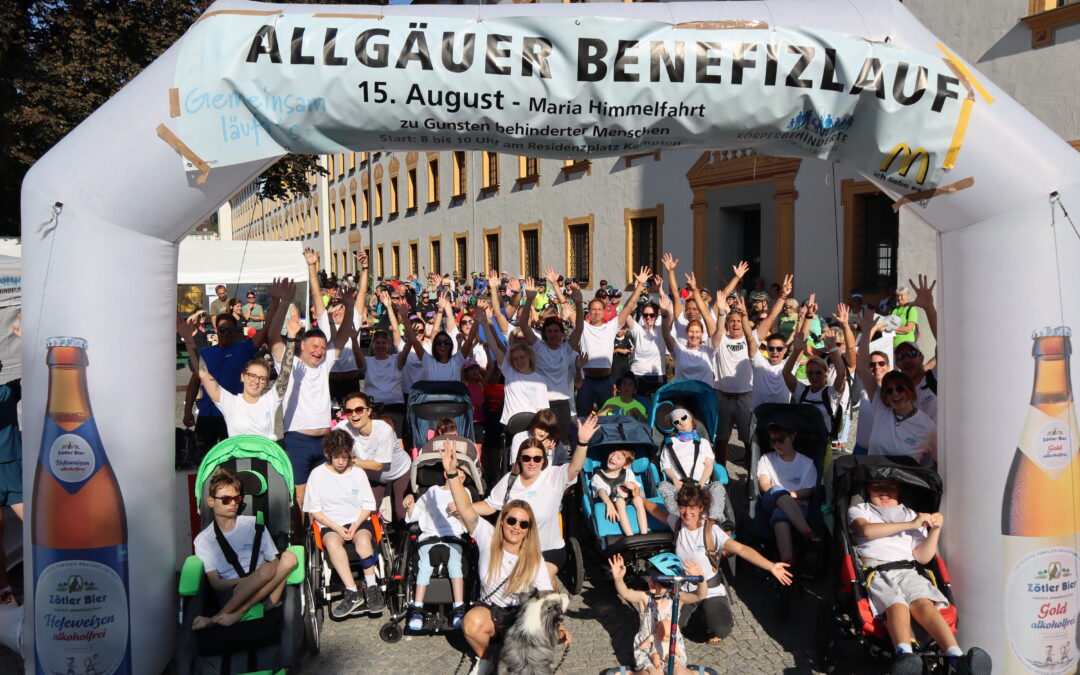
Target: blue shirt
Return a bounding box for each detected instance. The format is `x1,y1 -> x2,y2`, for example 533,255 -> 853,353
197,340 -> 257,417
0,380 -> 21,463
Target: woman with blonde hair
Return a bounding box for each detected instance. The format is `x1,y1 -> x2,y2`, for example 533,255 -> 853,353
479,304 -> 549,425
441,446 -> 570,675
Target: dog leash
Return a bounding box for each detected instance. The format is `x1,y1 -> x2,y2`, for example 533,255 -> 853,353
553,643 -> 571,672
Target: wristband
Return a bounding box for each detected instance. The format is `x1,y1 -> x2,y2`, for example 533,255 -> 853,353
445,471 -> 459,479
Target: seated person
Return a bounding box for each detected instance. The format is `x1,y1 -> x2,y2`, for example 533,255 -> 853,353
303,429 -> 385,616
590,448 -> 649,536
657,409 -> 727,523
598,373 -> 648,422
192,469 -> 298,630
608,553 -> 707,675
848,479 -> 989,675
403,438 -> 469,631
508,408 -> 570,467
755,423 -> 819,566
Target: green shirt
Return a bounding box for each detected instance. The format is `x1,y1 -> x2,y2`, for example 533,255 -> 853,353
891,305 -> 919,346
600,396 -> 647,420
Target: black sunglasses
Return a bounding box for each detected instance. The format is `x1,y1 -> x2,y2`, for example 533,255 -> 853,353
673,414 -> 689,423
641,312 -> 657,318
434,339 -> 454,346
342,405 -> 369,415
882,386 -> 910,396
895,350 -> 920,360
217,327 -> 236,335
519,454 -> 544,464
766,346 -> 785,352
504,515 -> 532,529
212,494 -> 244,505
870,360 -> 888,367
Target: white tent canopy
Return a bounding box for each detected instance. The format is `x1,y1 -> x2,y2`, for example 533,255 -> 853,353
177,239 -> 307,285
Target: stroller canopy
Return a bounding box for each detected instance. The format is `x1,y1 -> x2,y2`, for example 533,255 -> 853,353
407,380 -> 475,443
831,455 -> 944,514
194,434 -> 295,502
649,379 -> 719,440
587,415 -> 658,461
412,434 -> 485,498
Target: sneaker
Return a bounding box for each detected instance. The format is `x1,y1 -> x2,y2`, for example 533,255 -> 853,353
364,584 -> 385,613
407,610 -> 424,631
891,653 -> 924,675
332,589 -> 363,617
451,609 -> 465,630
469,657 -> 494,675
949,648 -> 992,675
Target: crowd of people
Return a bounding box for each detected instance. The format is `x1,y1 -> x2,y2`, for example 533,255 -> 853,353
178,247 -> 991,675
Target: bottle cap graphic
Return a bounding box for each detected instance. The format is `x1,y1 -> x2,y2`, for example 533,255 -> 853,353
1032,326 -> 1072,339
45,337 -> 88,350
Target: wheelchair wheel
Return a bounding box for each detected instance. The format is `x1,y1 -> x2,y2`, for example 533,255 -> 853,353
380,621 -> 403,643
560,537 -> 585,596
303,576 -> 322,655
306,530 -> 325,609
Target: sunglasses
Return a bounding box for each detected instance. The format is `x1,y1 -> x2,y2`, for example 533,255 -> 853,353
641,312 -> 657,318
460,319 -> 474,324
882,386 -> 910,396
766,346 -> 785,352
895,350 -> 920,360
870,360 -> 888,367
673,414 -> 689,423
212,494 -> 244,505
343,405 -> 369,415
519,454 -> 544,464
807,370 -> 826,377
504,515 -> 532,529
434,340 -> 454,346
769,436 -> 789,445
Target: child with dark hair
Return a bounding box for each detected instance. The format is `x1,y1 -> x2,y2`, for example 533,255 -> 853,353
303,429 -> 382,617
598,373 -> 647,422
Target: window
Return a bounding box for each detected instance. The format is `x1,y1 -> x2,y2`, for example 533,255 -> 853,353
521,156 -> 539,179
377,245 -> 385,279
628,213 -> 659,276
338,154 -> 345,178
329,204 -> 336,234
407,168 -> 417,209
842,180 -> 899,295
455,235 -> 467,276
409,241 -> 419,276
375,181 -> 383,219
328,155 -> 336,178
427,154 -> 440,204
565,216 -> 593,286
390,176 -> 399,215
330,248 -> 338,276
483,152 -> 499,190
562,158 -> 591,176
348,191 -> 357,227
348,153 -> 356,171
520,224 -> 540,279
453,151 -> 467,197
392,244 -> 401,278
430,238 -> 442,275
1021,0 -> 1080,46
485,230 -> 500,272
362,187 -> 370,223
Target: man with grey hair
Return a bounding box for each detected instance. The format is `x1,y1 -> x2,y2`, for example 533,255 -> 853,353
889,285 -> 920,349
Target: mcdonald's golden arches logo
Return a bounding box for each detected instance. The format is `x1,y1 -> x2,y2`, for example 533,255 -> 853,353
879,143 -> 930,185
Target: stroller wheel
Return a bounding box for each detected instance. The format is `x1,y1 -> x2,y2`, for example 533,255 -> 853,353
380,621 -> 403,643
560,537 -> 585,596
304,578 -> 322,655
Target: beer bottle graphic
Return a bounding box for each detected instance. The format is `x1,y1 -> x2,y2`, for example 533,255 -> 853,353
32,338 -> 130,674
1002,327 -> 1080,674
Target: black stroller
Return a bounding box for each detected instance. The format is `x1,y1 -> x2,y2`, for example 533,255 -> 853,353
407,381 -> 475,452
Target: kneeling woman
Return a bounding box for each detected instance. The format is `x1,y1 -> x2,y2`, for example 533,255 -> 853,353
634,483 -> 792,644
441,446 -> 570,673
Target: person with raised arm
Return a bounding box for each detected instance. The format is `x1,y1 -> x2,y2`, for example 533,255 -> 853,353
576,268 -> 644,415
306,248 -> 368,405
710,272 -> 756,466
659,287 -> 715,387
782,328 -> 850,440
351,290 -> 409,435
750,275 -> 797,410
893,275 -> 939,421
625,274 -> 667,397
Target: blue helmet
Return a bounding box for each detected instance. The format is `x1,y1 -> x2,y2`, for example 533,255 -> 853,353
647,552 -> 685,576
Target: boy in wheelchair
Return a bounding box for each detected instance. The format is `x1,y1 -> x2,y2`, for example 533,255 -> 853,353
848,479 -> 989,675
191,469 -> 298,630
304,429 -> 385,616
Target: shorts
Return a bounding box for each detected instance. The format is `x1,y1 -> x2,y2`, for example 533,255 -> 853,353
318,519 -> 375,541
542,547 -> 567,571
0,459 -> 22,506
416,542 -> 463,585
757,486 -> 811,526
284,431 -> 326,485
866,566 -> 949,616
678,595 -> 734,639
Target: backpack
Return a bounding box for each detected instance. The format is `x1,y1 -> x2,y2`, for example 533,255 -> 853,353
673,518 -> 722,575
923,369 -> 937,395
794,384 -> 843,439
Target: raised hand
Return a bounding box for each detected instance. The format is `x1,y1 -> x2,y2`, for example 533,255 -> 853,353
608,553 -> 627,580
286,310 -> 302,338
832,303 -> 850,326
576,413 -> 600,445
506,276 -> 521,294
523,277 -> 538,295
576,352 -> 589,369
544,266 -> 560,286
354,250 -> 369,269
908,274 -> 937,310
176,315 -> 196,340
440,440 -> 459,474
339,285 -> 357,307
733,261 -> 750,279
270,277 -> 296,301
860,307 -> 877,330
303,248 -> 319,266
823,333 -> 838,351
733,295 -> 747,316
568,283 -> 583,303
488,269 -> 500,283
661,252 -> 678,272
658,293 -> 674,315
805,293 -> 818,318
792,333 -> 806,353
476,298 -> 491,314
714,291 -> 730,315
652,274 -> 663,290
683,560 -> 704,579
633,266 -> 651,287
684,271 -> 699,290
377,290 -> 392,306
781,274 -> 793,298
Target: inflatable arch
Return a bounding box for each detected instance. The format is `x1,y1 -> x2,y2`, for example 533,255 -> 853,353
20,0 -> 1080,672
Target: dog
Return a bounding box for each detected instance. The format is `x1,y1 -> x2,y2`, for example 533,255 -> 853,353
497,590 -> 570,675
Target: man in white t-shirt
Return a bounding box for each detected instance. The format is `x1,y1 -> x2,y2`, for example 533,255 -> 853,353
576,289 -> 640,415
191,469 -> 298,630
893,342 -> 937,423
308,248 -> 369,405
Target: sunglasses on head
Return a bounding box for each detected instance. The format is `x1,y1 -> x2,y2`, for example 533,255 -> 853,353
895,350 -> 920,360
504,515 -> 532,529
343,405 -> 369,415
882,386 -> 910,396
519,454 -> 544,464
213,494 -> 243,505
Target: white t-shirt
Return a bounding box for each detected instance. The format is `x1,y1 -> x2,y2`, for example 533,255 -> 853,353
589,467 -> 641,499
280,351 -> 337,432
867,395 -> 936,465
317,309 -> 363,372
472,519 -> 553,608
714,334 -> 753,393
855,379 -> 874,449
847,502 -> 924,563
509,431 -> 570,466
302,463 -> 377,525
751,352 -> 791,410
485,464 -> 575,552
194,515 -> 279,582
660,437 -> 714,484
792,382 -> 849,434
667,515 -> 729,598
672,342 -> 716,386
343,419 -> 412,482
407,484 -> 467,538
670,313 -> 690,345
216,388 -> 281,440
533,341 -> 576,401
364,355 -> 404,405
402,348 -> 426,393
580,319 -> 620,369
756,451 -> 817,492
628,319 -> 666,377
498,357 -> 549,425
915,369 -> 938,423
421,351 -> 466,382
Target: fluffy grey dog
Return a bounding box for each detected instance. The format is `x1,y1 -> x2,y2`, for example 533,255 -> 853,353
497,591 -> 570,675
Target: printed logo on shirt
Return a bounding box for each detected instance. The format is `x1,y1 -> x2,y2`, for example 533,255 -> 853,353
726,342 -> 745,353
903,436 -> 918,447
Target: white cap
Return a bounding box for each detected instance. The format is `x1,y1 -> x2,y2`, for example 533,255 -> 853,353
46,337 -> 88,349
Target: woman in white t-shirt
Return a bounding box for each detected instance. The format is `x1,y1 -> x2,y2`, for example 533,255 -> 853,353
635,482 -> 792,644
356,291 -> 412,434
401,299 -> 479,384
195,310 -> 300,440
440,446 -> 569,674
659,292 -> 715,386
754,423 -> 820,565
626,297 -> 667,397
340,391 -> 413,522
656,408 -> 727,522
481,301 -> 550,425
472,415 -> 597,589
782,333 -> 849,438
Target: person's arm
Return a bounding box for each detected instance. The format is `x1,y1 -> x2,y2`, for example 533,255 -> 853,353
439,293 -> 457,335
678,560 -> 710,605
736,296 -> 757,355
505,275 -> 522,319
257,277 -> 293,351
893,305 -> 918,336
608,554 -> 648,608
850,511 -> 937,543
565,414 -> 598,482
197,359 -> 222,403
756,274 -> 792,340
661,253 -> 683,319
658,294 -> 677,353
596,483 -> 620,523
355,251 -> 370,323
756,470 -> 774,494
912,513 -> 944,564
205,569 -> 241,592
718,260 -> 750,301
543,266 -> 570,309
183,371 -> 200,428
699,456 -> 714,486
566,284 -> 585,350
398,305 -> 426,360
855,308 -> 879,400
274,311 -> 302,399
832,303 -> 858,370
176,315 -> 202,370
304,248 -> 324,320
518,279 -> 540,346
629,482 -> 670,521
823,333 -> 848,396
486,269 -> 511,335
440,441 -> 479,534
458,310 -> 481,356
723,537 -> 793,585
352,456 -> 385,472
617,266 -> 650,327
478,303 -> 504,364
329,287 -> 357,355
908,274 -> 938,341
782,334 -> 805,393
684,272 -> 715,338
